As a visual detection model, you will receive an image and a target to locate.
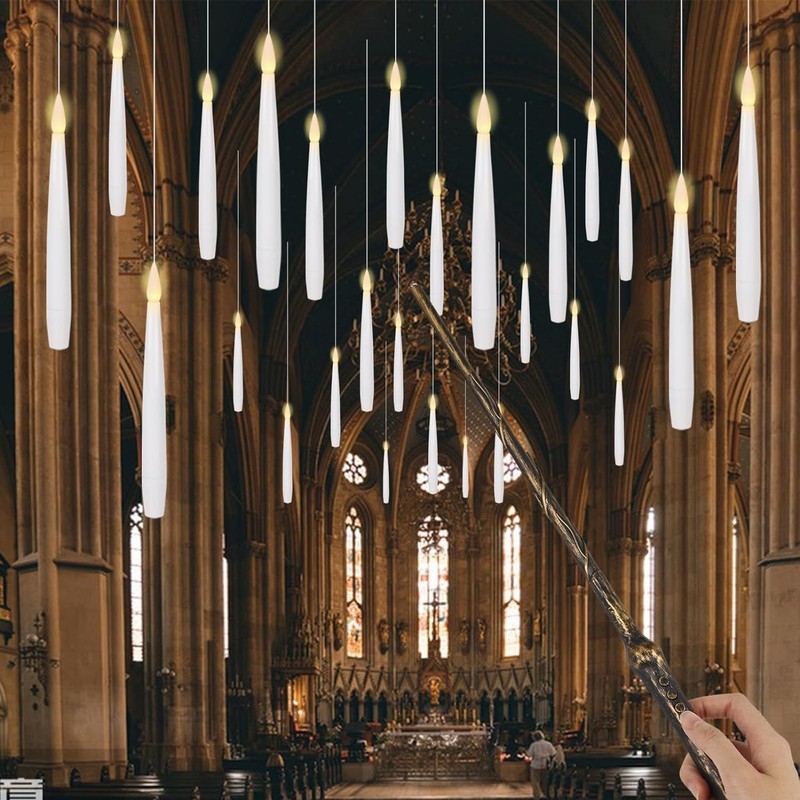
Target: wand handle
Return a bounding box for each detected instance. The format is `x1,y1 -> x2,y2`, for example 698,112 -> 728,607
409,282 -> 726,800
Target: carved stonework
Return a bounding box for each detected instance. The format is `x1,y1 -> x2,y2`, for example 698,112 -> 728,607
690,232 -> 721,265
476,618 -> 487,653
700,390 -> 715,431
728,461 -> 743,483
645,253 -> 671,282
727,323 -> 751,361
606,537 -> 634,557
523,609 -> 534,651
0,51 -> 13,114
378,618 -> 390,654
332,613 -> 343,651
458,619 -> 470,655
119,312 -> 144,358
396,621 -> 409,655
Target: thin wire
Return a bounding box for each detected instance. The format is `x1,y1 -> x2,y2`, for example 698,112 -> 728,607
747,0 -> 750,63
524,102 -> 527,264
57,0 -> 61,91
286,242 -> 289,403
267,0 -> 270,35
206,0 -> 209,74
394,0 -> 397,63
618,272 -> 621,366
116,0 -> 120,31
396,251 -> 400,319
313,0 -> 317,110
237,150 -> 240,311
334,186 -> 338,345
364,39 -> 369,269
590,0 -> 594,98
463,334 -> 467,430
482,0 -> 486,93
431,327 -> 435,399
384,348 -> 388,438
556,0 -> 560,134
680,0 -> 683,171
573,137 -> 576,300
152,0 -> 156,262
624,0 -> 627,142
497,243 -> 501,405
435,0 -> 439,171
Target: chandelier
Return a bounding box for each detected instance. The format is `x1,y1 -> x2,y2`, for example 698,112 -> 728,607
349,178 -> 535,387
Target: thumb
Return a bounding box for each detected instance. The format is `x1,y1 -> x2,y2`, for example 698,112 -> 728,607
681,710 -> 757,783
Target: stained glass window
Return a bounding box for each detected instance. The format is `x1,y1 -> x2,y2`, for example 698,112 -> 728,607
502,505 -> 521,658
345,507 -> 364,658
642,506 -> 656,640
342,452 -> 368,485
129,502 -> 144,663
503,451 -> 521,484
418,514 -> 449,659
415,463 -> 451,495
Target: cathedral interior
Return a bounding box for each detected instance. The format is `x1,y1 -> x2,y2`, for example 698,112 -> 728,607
0,0 -> 797,796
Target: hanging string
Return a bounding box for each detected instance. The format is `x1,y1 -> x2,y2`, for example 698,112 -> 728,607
590,0 -> 594,98
497,242 -> 501,405
396,250 -> 400,319
624,0 -> 628,142
556,0 -> 560,134
394,0 -> 397,63
152,0 -> 156,262
384,347 -> 388,438
57,0 -> 61,91
464,334 -> 467,427
618,270 -> 621,366
237,150 -> 240,312
286,242 -> 290,404
365,40 -> 368,268
431,327 -> 435,400
267,0 -> 270,35
571,143 -> 577,299
435,0 -> 439,171
334,186 -> 338,345
747,0 -> 750,63
313,0 -> 317,111
680,0 -> 684,171
524,101 -> 527,264
116,0 -> 120,32
482,0 -> 486,93
206,0 -> 209,74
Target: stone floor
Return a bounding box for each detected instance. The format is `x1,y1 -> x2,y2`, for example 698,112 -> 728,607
327,782 -> 534,799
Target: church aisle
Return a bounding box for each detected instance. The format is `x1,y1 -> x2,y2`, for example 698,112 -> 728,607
327,781 -> 534,799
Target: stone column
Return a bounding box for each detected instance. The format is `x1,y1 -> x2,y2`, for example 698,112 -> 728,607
5,0 -> 126,782
748,3 -> 800,756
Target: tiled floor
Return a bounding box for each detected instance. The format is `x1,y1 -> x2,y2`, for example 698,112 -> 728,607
327,782 -> 534,799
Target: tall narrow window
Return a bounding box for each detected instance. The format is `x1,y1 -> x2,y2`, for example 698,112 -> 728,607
345,507 -> 364,658
418,514 -> 449,659
731,512 -> 739,657
642,506 -> 656,640
502,505 -> 522,658
129,502 -> 144,663
223,533 -> 230,660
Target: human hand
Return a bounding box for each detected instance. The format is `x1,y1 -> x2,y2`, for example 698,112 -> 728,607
679,693 -> 800,800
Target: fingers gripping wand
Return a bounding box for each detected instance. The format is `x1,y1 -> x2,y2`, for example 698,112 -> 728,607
409,281 -> 727,800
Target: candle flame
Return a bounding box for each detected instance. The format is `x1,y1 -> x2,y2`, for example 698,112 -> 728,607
234,310 -> 242,327
552,136 -> 564,165
741,65 -> 756,107
261,33 -> 276,74
51,93 -> 66,134
476,93 -> 491,134
587,98 -> 597,121
202,72 -> 213,103
383,440 -> 389,452
146,262 -> 162,302
432,173 -> 442,198
112,29 -> 124,59
283,402 -> 292,420
331,346 -> 340,364
521,263 -> 530,280
614,365 -> 625,383
362,269 -> 372,292
570,299 -> 580,316
428,395 -> 437,411
390,61 -> 401,92
309,112 -> 321,143
621,138 -> 631,162
674,173 -> 689,214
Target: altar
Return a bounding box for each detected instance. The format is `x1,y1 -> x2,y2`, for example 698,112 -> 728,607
375,724 -> 493,780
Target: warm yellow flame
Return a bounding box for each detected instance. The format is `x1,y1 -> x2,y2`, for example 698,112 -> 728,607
383,440 -> 389,452
432,173 -> 442,198
621,138 -> 631,162
362,269 -> 372,293
476,93 -> 491,134
674,173 -> 689,215
112,29 -> 124,59
202,72 -> 214,103
51,93 -> 66,134
234,310 -> 242,327
587,98 -> 597,121
428,395 -> 437,411
552,136 -> 564,165
309,112 -> 321,143
462,435 -> 469,447
146,261 -> 162,302
521,263 -> 530,281
283,402 -> 292,420
570,299 -> 580,316
390,61 -> 401,92
614,365 -> 625,383
394,311 -> 402,328
741,65 -> 756,107
261,33 -> 276,74
331,346 -> 340,363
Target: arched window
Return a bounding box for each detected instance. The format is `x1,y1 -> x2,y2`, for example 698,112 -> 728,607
503,451 -> 521,484
416,463 -> 452,495
502,505 -> 522,658
642,506 -> 656,640
345,507 -> 364,658
418,514 -> 449,658
129,502 -> 144,663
